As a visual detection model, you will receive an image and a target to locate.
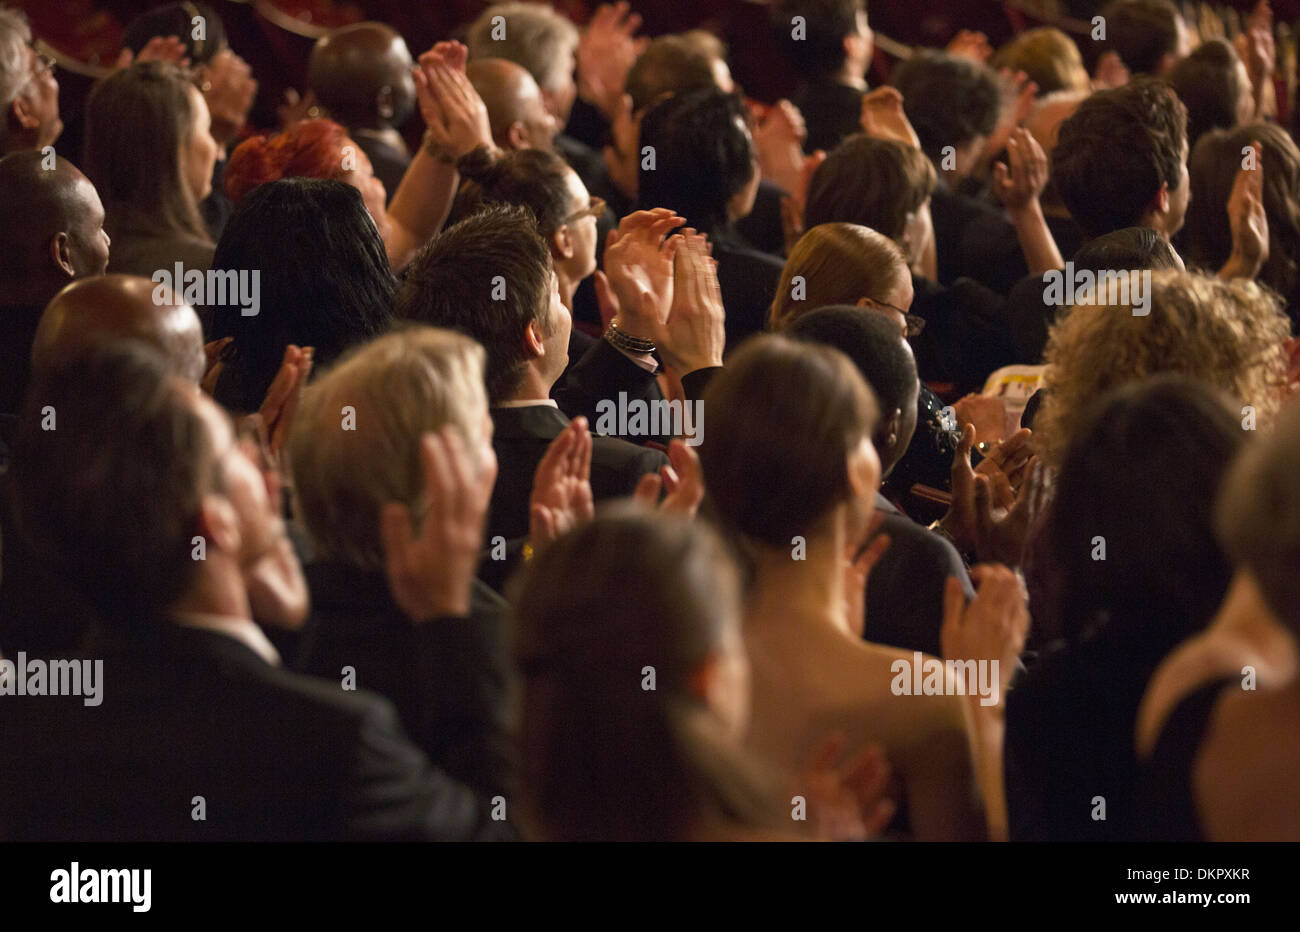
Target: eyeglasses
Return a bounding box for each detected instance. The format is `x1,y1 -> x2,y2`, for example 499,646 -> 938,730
865,297 -> 927,338
562,195 -> 605,226
25,42 -> 55,86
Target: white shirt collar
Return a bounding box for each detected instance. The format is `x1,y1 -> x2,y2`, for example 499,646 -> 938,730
173,613 -> 282,667
494,399 -> 559,409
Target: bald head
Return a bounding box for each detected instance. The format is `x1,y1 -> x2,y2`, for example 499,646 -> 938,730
308,22 -> 415,131
0,151 -> 110,305
34,275 -> 205,383
467,59 -> 557,152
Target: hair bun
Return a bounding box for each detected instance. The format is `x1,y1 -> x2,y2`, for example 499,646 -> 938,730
455,146 -> 500,184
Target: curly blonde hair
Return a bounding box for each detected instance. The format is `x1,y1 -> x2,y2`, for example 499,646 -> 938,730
1036,270 -> 1290,466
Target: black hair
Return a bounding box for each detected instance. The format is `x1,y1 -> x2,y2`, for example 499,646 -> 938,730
1168,39 -> 1246,150
395,204 -> 553,404
1052,77 -> 1188,238
637,87 -> 756,234
785,305 -> 917,416
1049,374 -> 1240,647
207,178 -> 395,413
769,0 -> 865,80
890,50 -> 1001,161
1095,0 -> 1182,77
122,1 -> 227,65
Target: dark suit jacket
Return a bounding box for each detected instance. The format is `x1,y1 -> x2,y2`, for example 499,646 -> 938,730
296,565 -> 515,798
0,624 -> 512,841
481,402 -> 667,591
710,225 -> 785,354
864,493 -> 973,658
791,79 -> 864,155
553,337 -> 665,443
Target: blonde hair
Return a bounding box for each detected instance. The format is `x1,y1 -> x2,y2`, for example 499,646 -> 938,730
992,27 -> 1090,96
1036,270 -> 1289,466
288,325 -> 489,570
769,223 -> 908,331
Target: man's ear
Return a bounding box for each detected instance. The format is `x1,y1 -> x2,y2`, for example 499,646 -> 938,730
196,494 -> 241,557
505,121 -> 528,151
553,225 -> 574,261
1152,181 -> 1171,217
49,232 -> 76,277
883,407 -> 901,451
10,93 -> 40,131
524,317 -> 546,359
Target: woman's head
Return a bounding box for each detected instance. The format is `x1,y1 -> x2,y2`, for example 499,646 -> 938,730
702,334 -> 880,548
804,134 -> 936,266
1049,375 -> 1241,645
991,27 -> 1090,96
225,119 -> 389,239
512,507 -> 766,841
84,61 -> 217,242
769,223 -> 912,331
289,325 -> 492,572
637,87 -> 759,232
208,178 -> 396,413
1037,270 -> 1289,465
454,147 -> 599,291
1168,38 -> 1252,149
1184,122 -> 1300,314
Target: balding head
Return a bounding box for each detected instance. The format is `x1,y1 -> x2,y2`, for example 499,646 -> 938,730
467,59 -> 557,152
33,274 -> 205,383
0,150 -> 110,305
308,22 -> 415,131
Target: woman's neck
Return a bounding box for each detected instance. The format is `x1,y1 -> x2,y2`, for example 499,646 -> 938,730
746,516 -> 850,636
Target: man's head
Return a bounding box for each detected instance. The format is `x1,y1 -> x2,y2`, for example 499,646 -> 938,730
465,2 -> 579,126
638,87 -> 759,231
1096,0 -> 1188,78
308,21 -> 416,132
890,50 -> 1001,178
289,326 -> 493,572
770,0 -> 872,83
1052,77 -> 1188,239
122,1 -> 228,67
0,151 -> 109,305
32,274 -> 205,384
0,4 -> 61,153
10,341 -> 282,632
625,35 -> 719,114
786,305 -> 919,478
467,58 -> 558,152
395,204 -> 565,403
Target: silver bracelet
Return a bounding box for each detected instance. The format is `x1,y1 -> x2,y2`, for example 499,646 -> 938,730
605,320 -> 656,355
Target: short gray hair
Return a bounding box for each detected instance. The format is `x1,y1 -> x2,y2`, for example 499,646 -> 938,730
0,4 -> 32,117
466,2 -> 578,94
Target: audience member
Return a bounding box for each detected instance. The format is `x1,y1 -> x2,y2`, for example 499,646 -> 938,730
0,3 -> 61,155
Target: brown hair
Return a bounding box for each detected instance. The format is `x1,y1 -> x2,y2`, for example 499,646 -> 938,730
1184,122 -> 1300,312
769,223 -> 908,330
701,334 -> 879,547
511,507 -> 777,841
1037,270 -> 1289,466
991,27 -> 1090,96
804,134 -> 936,241
84,61 -> 211,244
1216,396 -> 1300,636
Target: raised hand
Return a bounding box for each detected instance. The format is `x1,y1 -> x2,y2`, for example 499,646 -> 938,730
977,70 -> 1037,179
1222,141 -> 1268,279
973,427 -> 1035,498
940,565 -> 1030,702
529,418 -> 595,544
755,99 -> 809,196
991,128 -> 1049,214
859,86 -> 921,149
797,735 -> 896,841
413,44 -> 494,160
257,344 -> 313,457
946,30 -> 992,63
380,427 -> 496,621
195,48 -> 258,145
632,439 -> 705,518
602,208 -> 686,339
656,229 -> 725,374
971,457 -> 1050,568
115,34 -> 190,69
577,2 -> 646,120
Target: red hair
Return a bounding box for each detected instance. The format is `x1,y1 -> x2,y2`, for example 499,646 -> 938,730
225,119 -> 353,204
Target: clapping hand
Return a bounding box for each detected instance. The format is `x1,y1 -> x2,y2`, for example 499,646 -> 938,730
529,418 -> 595,544
380,427 -> 496,621
413,41 -> 494,161
632,439 -> 705,518
797,735 -> 897,841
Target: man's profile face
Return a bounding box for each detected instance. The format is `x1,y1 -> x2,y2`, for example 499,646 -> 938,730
70,177 -> 111,277
21,43 -> 62,148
